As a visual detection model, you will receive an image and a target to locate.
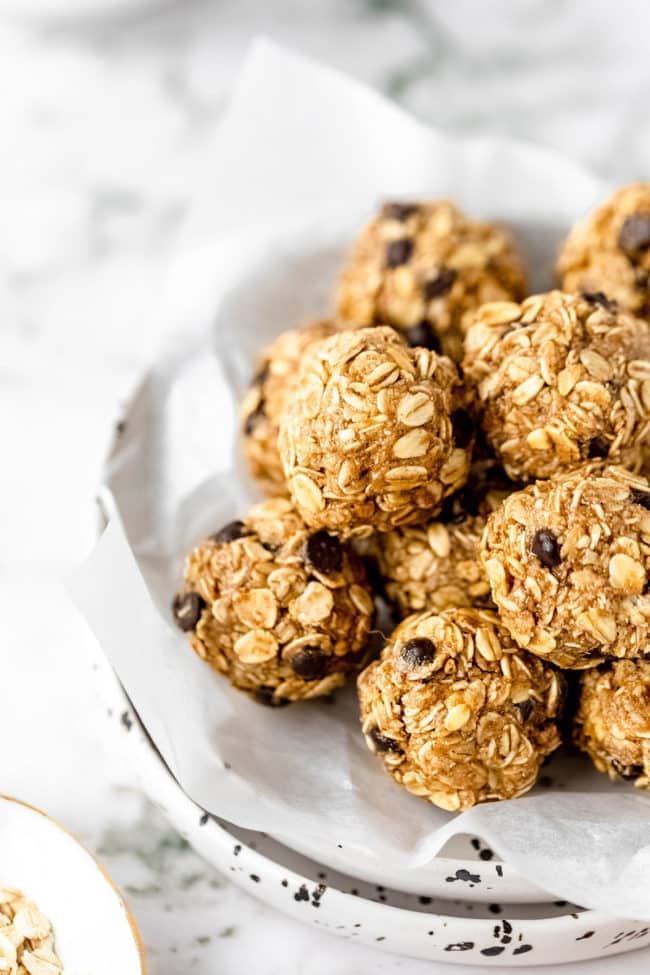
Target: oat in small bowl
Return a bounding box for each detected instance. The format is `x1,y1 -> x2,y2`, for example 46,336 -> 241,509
0,796 -> 145,975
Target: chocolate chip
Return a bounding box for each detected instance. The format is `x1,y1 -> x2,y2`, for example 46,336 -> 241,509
382,202 -> 418,221
211,520 -> 249,544
254,686 -> 290,708
451,408 -> 473,449
172,592 -> 205,631
385,238 -> 413,268
587,436 -> 609,458
368,727 -> 402,753
515,699 -> 534,722
631,490 -> 650,510
399,637 -> 436,669
243,403 -> 265,435
405,321 -> 441,352
289,646 -> 329,681
304,530 -> 343,574
423,266 -> 457,300
611,759 -> 644,780
582,291 -> 617,312
531,529 -> 561,568
619,213 -> 650,257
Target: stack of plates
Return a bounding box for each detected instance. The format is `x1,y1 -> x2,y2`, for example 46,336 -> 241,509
90,612 -> 650,966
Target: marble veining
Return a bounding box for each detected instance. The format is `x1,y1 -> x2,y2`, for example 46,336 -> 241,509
3,1 -> 650,971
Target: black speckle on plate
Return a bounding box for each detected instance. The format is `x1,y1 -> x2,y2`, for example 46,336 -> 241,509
121,711 -> 133,731
513,944 -> 533,955
249,874 -> 260,883
199,812 -> 209,826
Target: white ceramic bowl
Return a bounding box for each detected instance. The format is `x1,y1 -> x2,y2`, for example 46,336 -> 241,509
0,794 -> 145,973
88,586 -> 650,966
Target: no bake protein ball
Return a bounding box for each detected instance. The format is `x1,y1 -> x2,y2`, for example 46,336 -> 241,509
358,607 -> 564,810
278,325 -> 473,538
481,464 -> 650,669
463,290 -> 650,481
373,461 -> 513,616
557,184 -> 650,321
574,660 -> 650,788
241,318 -> 343,495
172,497 -> 375,705
337,199 -> 527,362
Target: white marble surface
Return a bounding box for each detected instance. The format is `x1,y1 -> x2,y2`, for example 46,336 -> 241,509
2,1 -> 650,971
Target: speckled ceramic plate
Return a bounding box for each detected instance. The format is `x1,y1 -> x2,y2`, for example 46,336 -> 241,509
0,794 -> 146,973
87,601 -> 650,965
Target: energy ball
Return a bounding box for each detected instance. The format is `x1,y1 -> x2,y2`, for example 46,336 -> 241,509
463,290 -> 650,481
574,660 -> 650,788
557,184 -> 650,321
482,464 -> 650,669
241,319 -> 343,495
278,325 -> 473,538
357,607 -> 564,811
373,461 -> 513,617
172,497 -> 375,705
337,199 -> 527,362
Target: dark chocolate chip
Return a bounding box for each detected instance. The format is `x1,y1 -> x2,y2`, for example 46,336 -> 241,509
515,698 -> 534,722
254,686 -> 290,708
630,489 -> 650,510
611,759 -> 644,780
451,408 -> 473,449
385,237 -> 413,268
211,520 -> 249,544
582,291 -> 617,312
304,530 -> 343,574
368,727 -> 403,753
531,528 -> 561,568
382,202 -> 418,221
399,636 -> 436,669
172,592 -> 205,631
423,266 -> 457,300
587,436 -> 609,459
289,646 -> 329,681
404,321 -> 442,352
243,404 -> 266,435
619,213 -> 650,256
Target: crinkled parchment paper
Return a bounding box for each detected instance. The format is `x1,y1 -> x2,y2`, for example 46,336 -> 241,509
69,41 -> 650,918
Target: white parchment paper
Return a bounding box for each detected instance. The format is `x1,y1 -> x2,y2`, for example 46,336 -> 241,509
69,41 -> 650,919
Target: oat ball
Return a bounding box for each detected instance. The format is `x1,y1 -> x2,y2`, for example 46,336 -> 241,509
482,464 -> 650,669
357,607 -> 564,810
463,290 -> 650,481
278,325 -> 473,538
337,200 -> 527,362
557,184 -> 650,321
373,461 -> 513,616
574,660 -> 650,788
172,497 -> 375,705
241,319 -> 344,495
